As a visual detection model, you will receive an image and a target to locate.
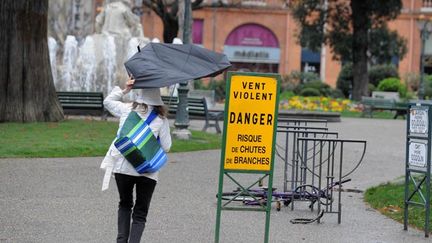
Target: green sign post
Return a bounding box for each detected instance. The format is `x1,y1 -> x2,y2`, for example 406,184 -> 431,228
215,72 -> 280,243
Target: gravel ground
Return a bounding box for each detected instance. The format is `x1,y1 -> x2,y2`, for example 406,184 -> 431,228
0,117 -> 430,243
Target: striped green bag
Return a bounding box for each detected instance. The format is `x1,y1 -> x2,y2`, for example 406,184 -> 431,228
114,111 -> 167,173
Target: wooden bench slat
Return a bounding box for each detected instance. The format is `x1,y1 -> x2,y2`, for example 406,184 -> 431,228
57,92 -> 104,95
57,91 -> 107,120
59,101 -> 103,104
161,95 -> 222,133
58,96 -> 103,99
59,98 -> 103,101
361,96 -> 407,119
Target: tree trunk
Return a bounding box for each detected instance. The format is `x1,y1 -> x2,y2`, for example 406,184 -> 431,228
162,15 -> 179,43
350,0 -> 369,101
0,0 -> 64,122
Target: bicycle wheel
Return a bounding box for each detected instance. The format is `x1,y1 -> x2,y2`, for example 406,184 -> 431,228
293,184 -> 333,206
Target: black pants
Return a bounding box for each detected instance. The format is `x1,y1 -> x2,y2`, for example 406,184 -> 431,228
115,173 -> 156,243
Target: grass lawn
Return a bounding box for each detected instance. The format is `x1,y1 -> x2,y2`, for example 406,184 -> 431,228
0,109 -> 401,158
364,180 -> 432,233
0,119 -> 222,158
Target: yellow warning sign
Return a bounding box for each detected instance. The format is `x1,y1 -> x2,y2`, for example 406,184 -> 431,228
223,74 -> 279,171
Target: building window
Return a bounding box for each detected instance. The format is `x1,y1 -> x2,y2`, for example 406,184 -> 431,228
193,19 -> 204,45
424,0 -> 432,8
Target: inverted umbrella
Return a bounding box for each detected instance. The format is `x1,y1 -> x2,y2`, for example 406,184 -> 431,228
124,43 -> 231,88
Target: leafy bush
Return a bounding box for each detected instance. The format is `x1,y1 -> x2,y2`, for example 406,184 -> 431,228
208,79 -> 226,101
337,63 -> 399,98
281,71 -> 321,92
193,79 -> 206,89
299,87 -> 321,97
368,83 -> 376,94
368,64 -> 399,87
405,91 -> 416,100
329,89 -> 345,99
280,75 -> 297,92
424,75 -> 432,99
403,72 -> 420,92
336,63 -> 353,98
377,78 -> 407,97
279,91 -> 296,100
296,80 -> 333,97
193,79 -> 226,101
377,78 -> 401,91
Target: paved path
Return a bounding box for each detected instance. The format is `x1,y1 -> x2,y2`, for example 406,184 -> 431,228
0,117 -> 430,242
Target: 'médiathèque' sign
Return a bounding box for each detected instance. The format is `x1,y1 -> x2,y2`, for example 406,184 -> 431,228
222,72 -> 279,171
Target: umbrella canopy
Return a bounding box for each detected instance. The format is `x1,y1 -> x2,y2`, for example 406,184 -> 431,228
124,43 -> 231,88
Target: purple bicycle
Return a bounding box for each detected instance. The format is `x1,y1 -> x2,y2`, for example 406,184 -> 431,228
218,178 -> 351,211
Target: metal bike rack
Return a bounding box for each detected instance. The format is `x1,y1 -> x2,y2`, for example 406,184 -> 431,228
404,102 -> 431,237
295,137 -> 367,223
276,127 -> 338,192
219,117 -> 367,225
278,118 -> 328,127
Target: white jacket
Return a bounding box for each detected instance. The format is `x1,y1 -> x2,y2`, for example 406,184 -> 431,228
100,86 -> 172,191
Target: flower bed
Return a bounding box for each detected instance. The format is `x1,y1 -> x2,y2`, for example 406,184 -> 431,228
279,96 -> 361,113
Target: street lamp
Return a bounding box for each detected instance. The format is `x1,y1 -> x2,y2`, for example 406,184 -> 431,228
173,0 -> 192,139
417,15 -> 432,100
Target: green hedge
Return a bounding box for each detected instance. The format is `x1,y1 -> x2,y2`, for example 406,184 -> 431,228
377,78 -> 407,98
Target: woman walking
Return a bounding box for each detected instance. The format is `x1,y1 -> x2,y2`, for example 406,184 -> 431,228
100,78 -> 171,243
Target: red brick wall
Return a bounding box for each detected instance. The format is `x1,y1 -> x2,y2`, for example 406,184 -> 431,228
141,1 -> 431,87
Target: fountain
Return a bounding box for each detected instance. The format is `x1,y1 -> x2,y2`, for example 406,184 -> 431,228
62,35 -> 78,91
48,37 -> 58,87
48,0 -> 150,95
77,36 -> 97,92
102,35 -> 117,93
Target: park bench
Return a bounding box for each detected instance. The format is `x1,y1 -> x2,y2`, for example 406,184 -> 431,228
56,91 -> 107,120
372,91 -> 400,100
361,96 -> 408,119
161,95 -> 224,133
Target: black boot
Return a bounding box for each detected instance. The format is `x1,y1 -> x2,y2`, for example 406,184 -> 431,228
117,208 -> 131,243
128,222 -> 145,243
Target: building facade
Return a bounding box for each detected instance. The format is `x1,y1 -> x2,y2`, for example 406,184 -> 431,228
140,0 -> 432,87
391,0 -> 432,79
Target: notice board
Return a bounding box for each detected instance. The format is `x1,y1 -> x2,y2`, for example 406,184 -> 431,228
222,72 -> 279,172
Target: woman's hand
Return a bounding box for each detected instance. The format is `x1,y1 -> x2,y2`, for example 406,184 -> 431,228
122,78 -> 135,94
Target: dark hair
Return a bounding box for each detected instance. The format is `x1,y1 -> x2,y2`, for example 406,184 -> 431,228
132,102 -> 168,118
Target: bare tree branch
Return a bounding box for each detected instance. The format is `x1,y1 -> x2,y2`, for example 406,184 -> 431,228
192,0 -> 204,9
142,0 -> 163,17
141,0 -> 204,42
